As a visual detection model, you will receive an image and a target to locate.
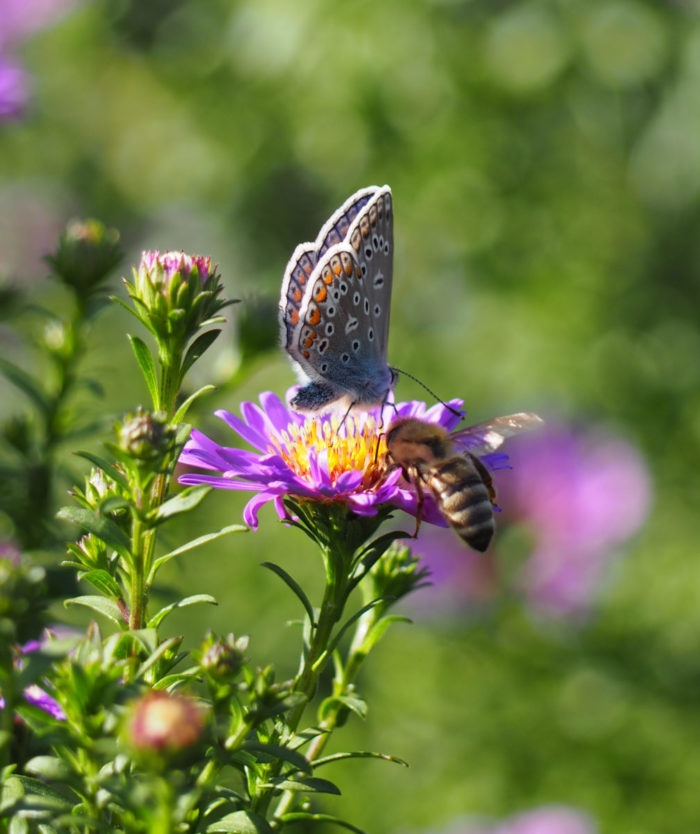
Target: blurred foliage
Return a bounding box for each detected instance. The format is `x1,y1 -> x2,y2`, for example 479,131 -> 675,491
2,0 -> 700,831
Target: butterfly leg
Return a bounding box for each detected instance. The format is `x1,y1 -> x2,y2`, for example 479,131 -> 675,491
291,382 -> 343,412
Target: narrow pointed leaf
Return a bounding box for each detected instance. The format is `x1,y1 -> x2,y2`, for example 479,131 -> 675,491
318,694 -> 367,722
173,384 -> 216,423
312,750 -> 408,768
361,615 -> 412,653
128,334 -> 159,407
205,811 -> 272,833
242,741 -> 311,774
147,594 -> 217,629
148,525 -> 246,582
270,776 -> 341,795
261,562 -> 315,627
181,329 -> 221,378
65,595 -> 125,627
0,357 -> 50,415
150,485 -> 211,523
278,813 -> 366,833
56,507 -> 131,559
74,451 -> 129,489
78,569 -> 123,599
319,597 -> 393,666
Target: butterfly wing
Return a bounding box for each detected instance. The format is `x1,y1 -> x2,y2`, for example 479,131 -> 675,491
281,186 -> 395,410
451,412 -> 544,455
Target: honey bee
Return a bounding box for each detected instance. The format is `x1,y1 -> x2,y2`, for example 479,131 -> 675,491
384,413 -> 543,552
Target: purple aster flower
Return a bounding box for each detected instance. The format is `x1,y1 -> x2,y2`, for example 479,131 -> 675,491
498,421 -> 652,618
0,55 -> 29,121
0,633 -> 66,721
178,391 -> 469,529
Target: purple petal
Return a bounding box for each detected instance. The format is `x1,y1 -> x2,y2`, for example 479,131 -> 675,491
242,492 -> 279,528
215,408 -> 270,451
259,391 -> 294,431
23,684 -> 66,720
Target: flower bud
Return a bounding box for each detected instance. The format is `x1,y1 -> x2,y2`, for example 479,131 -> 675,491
45,219 -> 122,294
369,542 -> 430,602
126,691 -> 204,755
126,250 -> 228,345
118,410 -> 175,465
198,631 -> 249,680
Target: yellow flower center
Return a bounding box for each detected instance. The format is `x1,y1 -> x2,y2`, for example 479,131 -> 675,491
269,414 -> 388,488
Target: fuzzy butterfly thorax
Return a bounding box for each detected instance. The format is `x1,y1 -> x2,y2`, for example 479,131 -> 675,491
279,185 -> 396,414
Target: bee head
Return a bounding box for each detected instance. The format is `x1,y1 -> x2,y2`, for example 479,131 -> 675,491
385,418 -> 454,465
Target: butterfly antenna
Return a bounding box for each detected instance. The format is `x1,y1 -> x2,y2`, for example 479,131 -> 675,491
391,366 -> 464,419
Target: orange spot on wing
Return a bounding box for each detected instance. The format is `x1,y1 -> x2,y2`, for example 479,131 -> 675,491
323,271 -> 333,285
290,310 -> 299,325
308,307 -> 321,325
314,285 -> 327,302
302,349 -> 310,358
333,261 -> 342,275
292,287 -> 302,302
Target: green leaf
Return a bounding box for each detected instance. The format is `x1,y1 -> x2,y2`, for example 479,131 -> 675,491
181,329 -> 221,379
318,694 -> 367,722
360,614 -> 412,654
318,597 -> 393,667
24,756 -> 71,781
73,451 -> 130,489
64,595 -> 125,627
147,594 -> 218,629
56,507 -> 131,560
128,334 -> 160,407
205,811 -> 273,833
348,530 -> 411,595
147,525 -> 247,583
78,569 -> 122,599
150,485 -> 211,523
4,775 -> 76,810
102,629 -> 158,664
278,813 -> 366,833
270,776 -> 341,795
0,357 -> 49,415
261,562 -> 315,627
173,385 -> 216,423
312,750 -> 408,769
241,741 -> 311,774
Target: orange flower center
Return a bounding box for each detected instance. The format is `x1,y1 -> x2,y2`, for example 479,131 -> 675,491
269,414 -> 388,488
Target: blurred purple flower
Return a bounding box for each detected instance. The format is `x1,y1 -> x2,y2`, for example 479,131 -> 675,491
406,421 -> 651,620
0,55 -> 29,121
0,0 -> 81,121
178,391 -> 466,529
500,421 -> 652,617
0,635 -> 66,720
449,806 -> 597,834
0,0 -> 79,50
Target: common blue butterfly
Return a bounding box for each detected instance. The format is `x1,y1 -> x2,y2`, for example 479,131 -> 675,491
279,185 -> 397,413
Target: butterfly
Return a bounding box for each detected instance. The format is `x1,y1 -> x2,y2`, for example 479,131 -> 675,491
279,185 -> 397,413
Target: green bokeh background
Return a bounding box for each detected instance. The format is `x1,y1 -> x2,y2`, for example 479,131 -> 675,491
2,1 -> 700,831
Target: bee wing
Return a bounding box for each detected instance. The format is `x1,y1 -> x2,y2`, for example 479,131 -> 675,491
451,412 -> 543,455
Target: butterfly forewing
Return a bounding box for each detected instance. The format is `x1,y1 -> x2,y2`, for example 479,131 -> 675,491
279,243 -> 316,349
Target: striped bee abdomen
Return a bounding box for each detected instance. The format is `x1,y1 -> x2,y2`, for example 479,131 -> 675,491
428,457 -> 495,552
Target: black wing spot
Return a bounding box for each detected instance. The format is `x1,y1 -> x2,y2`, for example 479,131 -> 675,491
332,290 -> 340,301
318,339 -> 328,354
372,234 -> 379,250
321,362 -> 329,373
339,281 -> 348,295
352,340 -> 360,352
327,306 -> 336,317
325,323 -> 334,336
365,247 -> 372,259
384,242 -> 390,254
364,298 -> 370,314
342,353 -> 350,363
368,328 -> 374,341
353,291 -> 361,305
374,304 -> 381,317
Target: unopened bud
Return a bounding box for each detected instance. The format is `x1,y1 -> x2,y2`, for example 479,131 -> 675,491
45,219 -> 121,293
126,691 -> 204,754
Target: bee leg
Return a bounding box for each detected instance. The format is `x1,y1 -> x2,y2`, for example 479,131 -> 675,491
411,467 -> 426,538
469,453 -> 498,506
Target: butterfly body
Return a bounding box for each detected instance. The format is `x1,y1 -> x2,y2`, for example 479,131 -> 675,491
279,186 -> 396,413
